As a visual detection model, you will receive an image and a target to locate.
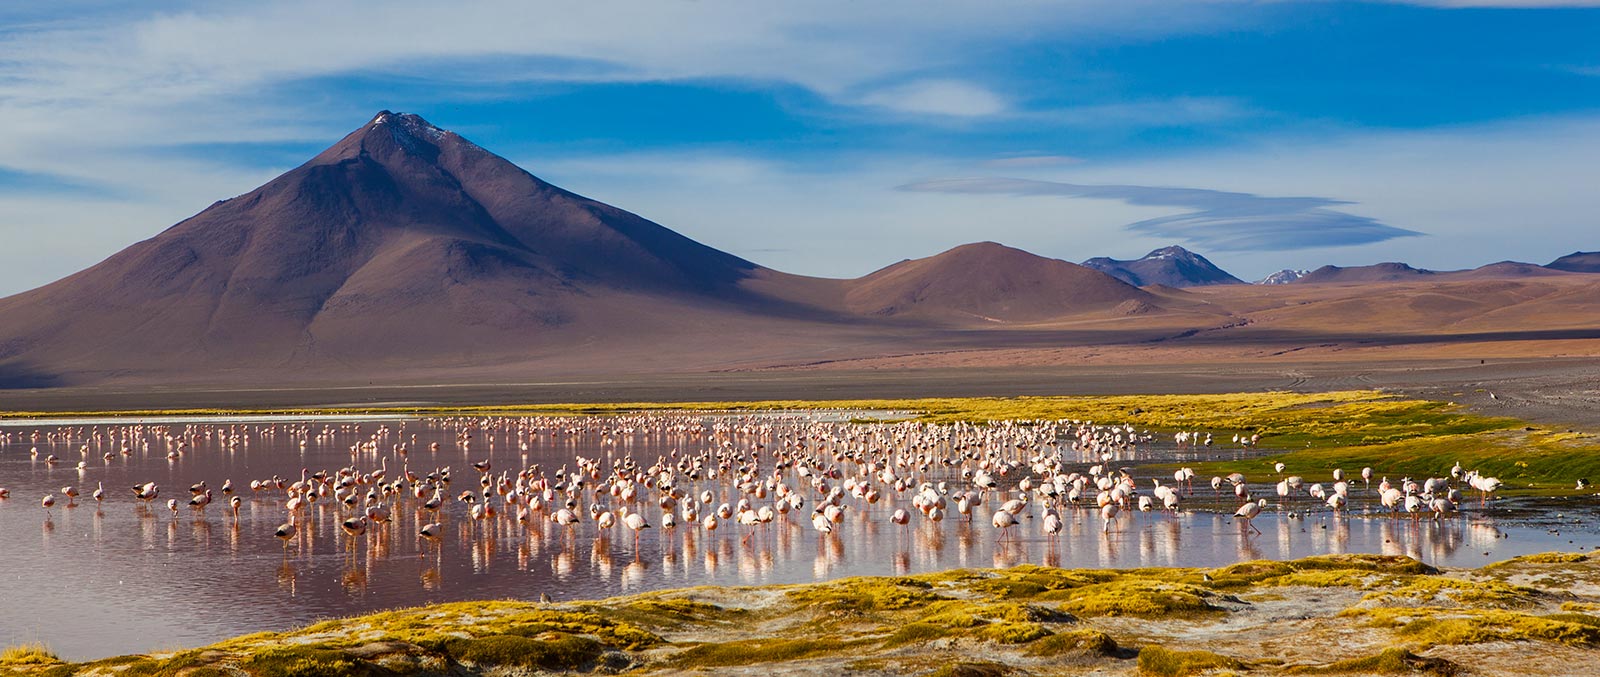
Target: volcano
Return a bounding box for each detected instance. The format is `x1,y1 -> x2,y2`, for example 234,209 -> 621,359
1080,245 -> 1243,288
0,112 -> 789,383
0,112 -> 1161,387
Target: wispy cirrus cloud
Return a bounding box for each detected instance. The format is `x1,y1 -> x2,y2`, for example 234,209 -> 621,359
981,155 -> 1083,168
855,79 -> 1007,117
897,177 -> 1424,251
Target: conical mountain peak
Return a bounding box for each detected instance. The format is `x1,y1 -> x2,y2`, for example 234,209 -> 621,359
1080,244 -> 1242,287
370,111 -> 454,145
313,110 -> 475,166
0,110 -> 765,380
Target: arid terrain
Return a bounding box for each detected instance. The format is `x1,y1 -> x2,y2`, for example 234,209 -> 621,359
0,112 -> 1595,406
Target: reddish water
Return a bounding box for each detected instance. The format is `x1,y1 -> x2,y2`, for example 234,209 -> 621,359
0,413 -> 1591,660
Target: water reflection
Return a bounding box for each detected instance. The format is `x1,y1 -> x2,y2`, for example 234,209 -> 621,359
0,414 -> 1594,662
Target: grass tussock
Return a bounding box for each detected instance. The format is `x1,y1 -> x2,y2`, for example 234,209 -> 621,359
1023,629 -> 1118,657
669,637 -> 867,668
1137,645 -> 1247,676
1483,552 -> 1591,571
1358,576 -> 1545,609
928,661 -> 1012,677
1051,579 -> 1221,618
0,643 -> 59,666
1345,607 -> 1600,647
242,646 -> 366,677
786,576 -> 943,613
1287,647 -> 1458,675
443,633 -> 602,670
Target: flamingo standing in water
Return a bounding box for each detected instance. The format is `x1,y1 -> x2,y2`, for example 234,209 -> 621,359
1100,502 -> 1120,533
623,511 -> 651,547
1234,498 -> 1266,535
991,509 -> 1017,542
1042,511 -> 1063,539
274,519 -> 297,556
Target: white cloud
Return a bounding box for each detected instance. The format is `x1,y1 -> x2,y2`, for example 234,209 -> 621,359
0,1 -> 1595,295
0,0 -> 1245,295
856,79 -> 1007,117
523,114 -> 1600,283
897,177 -> 1422,250
1063,115 -> 1600,278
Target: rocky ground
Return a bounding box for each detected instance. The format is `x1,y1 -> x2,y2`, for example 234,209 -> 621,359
5,552 -> 1599,676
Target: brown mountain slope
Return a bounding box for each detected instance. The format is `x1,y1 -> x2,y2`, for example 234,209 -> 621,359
0,113 -> 1186,387
1437,261 -> 1569,279
843,242 -> 1156,323
1294,262 -> 1435,284
1548,251 -> 1600,273
0,112 -> 784,381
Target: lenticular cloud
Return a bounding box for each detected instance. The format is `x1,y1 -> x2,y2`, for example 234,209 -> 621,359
898,177 -> 1423,251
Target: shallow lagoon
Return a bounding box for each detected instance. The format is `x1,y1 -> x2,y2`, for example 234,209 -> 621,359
0,413 -> 1594,660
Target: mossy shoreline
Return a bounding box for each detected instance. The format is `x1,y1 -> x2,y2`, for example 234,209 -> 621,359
6,552 -> 1599,676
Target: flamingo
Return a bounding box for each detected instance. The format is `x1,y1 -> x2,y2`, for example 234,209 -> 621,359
991,509 -> 1017,541
1234,498 -> 1266,536
623,511 -> 651,547
1326,493 -> 1346,516
1100,502 -> 1120,533
1042,511 -> 1063,538
809,509 -> 832,534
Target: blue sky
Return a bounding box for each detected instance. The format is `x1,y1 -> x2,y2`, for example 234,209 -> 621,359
0,1 -> 1598,294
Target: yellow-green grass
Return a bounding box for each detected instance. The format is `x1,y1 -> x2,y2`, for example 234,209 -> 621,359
1172,424 -> 1600,495
0,644 -> 57,667
1285,647 -> 1459,675
6,553 -> 1599,675
1136,645 -> 1247,676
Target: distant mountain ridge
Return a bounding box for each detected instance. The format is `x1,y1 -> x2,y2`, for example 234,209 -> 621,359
848,242 -> 1152,322
1080,245 -> 1244,287
1548,251 -> 1600,273
1294,262 -> 1435,284
0,112 -> 1159,385
1257,269 -> 1309,285
0,110 -> 1598,389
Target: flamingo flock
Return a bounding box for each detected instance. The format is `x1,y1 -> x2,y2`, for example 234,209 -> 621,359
0,414 -> 1518,577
